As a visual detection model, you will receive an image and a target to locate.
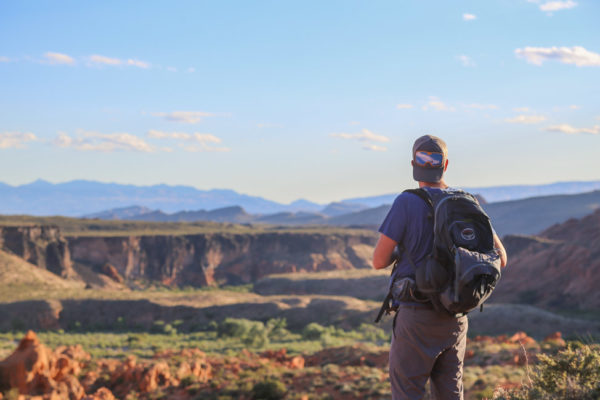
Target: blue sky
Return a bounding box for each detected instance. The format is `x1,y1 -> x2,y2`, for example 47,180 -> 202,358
1,0 -> 599,203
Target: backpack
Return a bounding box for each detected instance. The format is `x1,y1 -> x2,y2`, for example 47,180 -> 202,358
409,187 -> 502,316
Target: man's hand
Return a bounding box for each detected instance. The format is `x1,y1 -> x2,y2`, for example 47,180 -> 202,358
372,233 -> 398,270
493,234 -> 508,268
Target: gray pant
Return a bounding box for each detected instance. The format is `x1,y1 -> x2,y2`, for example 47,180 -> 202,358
389,305 -> 468,400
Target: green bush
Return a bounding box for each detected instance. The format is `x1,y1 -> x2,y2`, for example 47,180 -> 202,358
251,379 -> 286,400
494,343 -> 600,400
302,322 -> 327,340
218,318 -> 263,338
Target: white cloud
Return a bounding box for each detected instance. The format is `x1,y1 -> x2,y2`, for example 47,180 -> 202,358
464,103 -> 498,110
151,111 -> 217,124
331,129 -> 390,143
166,66 -> 178,72
422,97 -> 455,112
515,46 -> 600,67
126,59 -> 150,69
569,105 -> 580,109
363,144 -> 387,152
545,124 -> 600,135
55,131 -> 155,152
505,115 -> 547,124
539,1 -> 577,12
513,107 -> 530,112
43,52 -> 75,65
88,54 -> 122,66
0,56 -> 11,62
87,54 -> 150,68
396,104 -> 414,109
147,130 -> 191,140
462,13 -> 477,21
187,67 -> 196,73
0,132 -> 37,149
456,55 -> 476,67
147,130 -> 226,150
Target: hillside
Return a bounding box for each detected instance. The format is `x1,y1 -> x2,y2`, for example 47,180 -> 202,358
492,209 -> 600,310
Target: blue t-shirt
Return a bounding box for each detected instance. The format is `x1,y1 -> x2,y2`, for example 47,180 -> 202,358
378,187 -> 457,280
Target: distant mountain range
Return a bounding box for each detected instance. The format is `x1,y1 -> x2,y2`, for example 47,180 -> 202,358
83,190 -> 600,237
1,179 -> 600,218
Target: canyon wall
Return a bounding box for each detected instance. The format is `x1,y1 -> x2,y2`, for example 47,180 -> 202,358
67,232 -> 377,287
0,226 -> 74,278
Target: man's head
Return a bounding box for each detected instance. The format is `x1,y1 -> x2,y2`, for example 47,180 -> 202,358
411,135 -> 448,183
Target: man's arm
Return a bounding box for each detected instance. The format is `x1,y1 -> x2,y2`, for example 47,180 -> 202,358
372,233 -> 397,270
493,234 -> 508,267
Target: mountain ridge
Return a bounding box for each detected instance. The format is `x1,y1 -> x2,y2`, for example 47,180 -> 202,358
2,179 -> 600,217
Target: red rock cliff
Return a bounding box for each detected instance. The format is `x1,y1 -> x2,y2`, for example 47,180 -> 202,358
68,232 -> 376,287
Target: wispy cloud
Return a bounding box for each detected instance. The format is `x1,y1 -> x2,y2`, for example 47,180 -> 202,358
464,103 -> 498,110
456,55 -> 476,67
148,130 -> 222,144
396,104 -> 414,109
362,144 -> 387,152
151,111 -> 218,124
539,1 -> 577,12
147,130 -> 229,152
513,107 -> 530,112
545,124 -> 600,135
87,54 -> 150,68
422,97 -> 455,112
0,132 -> 37,149
126,59 -> 150,69
54,131 -> 155,152
331,129 -> 390,143
505,115 -> 547,124
88,54 -> 122,66
331,129 -> 390,151
0,56 -> 12,63
43,52 -> 75,65
462,13 -> 477,21
515,46 -> 600,67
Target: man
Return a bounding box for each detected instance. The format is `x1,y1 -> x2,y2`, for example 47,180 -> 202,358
372,135 -> 507,400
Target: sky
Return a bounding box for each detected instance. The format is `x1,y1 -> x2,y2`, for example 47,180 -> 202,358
0,0 -> 599,204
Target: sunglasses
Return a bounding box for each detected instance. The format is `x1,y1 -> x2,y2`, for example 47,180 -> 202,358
414,151 -> 444,168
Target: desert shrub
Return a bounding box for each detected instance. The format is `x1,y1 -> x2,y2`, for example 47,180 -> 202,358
356,323 -> 387,343
302,322 -> 327,340
251,379 -> 287,400
266,318 -> 289,340
494,343 -> 600,400
243,325 -> 270,348
218,318 -> 262,338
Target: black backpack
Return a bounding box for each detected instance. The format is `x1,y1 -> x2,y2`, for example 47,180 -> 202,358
409,188 -> 502,315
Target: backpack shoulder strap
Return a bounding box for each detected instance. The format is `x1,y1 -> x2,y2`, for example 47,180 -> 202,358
403,188 -> 434,213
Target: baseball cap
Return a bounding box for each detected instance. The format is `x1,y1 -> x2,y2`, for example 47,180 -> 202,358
412,135 -> 447,183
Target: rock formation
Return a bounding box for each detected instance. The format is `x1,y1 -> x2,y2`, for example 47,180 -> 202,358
493,209 -> 600,309
0,226 -> 74,278
68,232 -> 376,287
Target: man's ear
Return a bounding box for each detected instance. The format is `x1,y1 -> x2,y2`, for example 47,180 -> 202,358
444,159 -> 449,172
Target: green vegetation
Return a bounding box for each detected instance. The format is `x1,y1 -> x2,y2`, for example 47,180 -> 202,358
0,214 -> 373,237
494,343 -> 600,400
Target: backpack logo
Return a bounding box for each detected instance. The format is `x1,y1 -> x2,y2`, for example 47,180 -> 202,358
460,227 -> 475,241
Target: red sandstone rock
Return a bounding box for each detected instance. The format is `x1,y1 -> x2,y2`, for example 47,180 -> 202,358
100,263 -> 124,283
82,388 -> 116,400
543,331 -> 566,347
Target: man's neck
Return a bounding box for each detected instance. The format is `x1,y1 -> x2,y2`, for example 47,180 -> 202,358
419,180 -> 448,189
